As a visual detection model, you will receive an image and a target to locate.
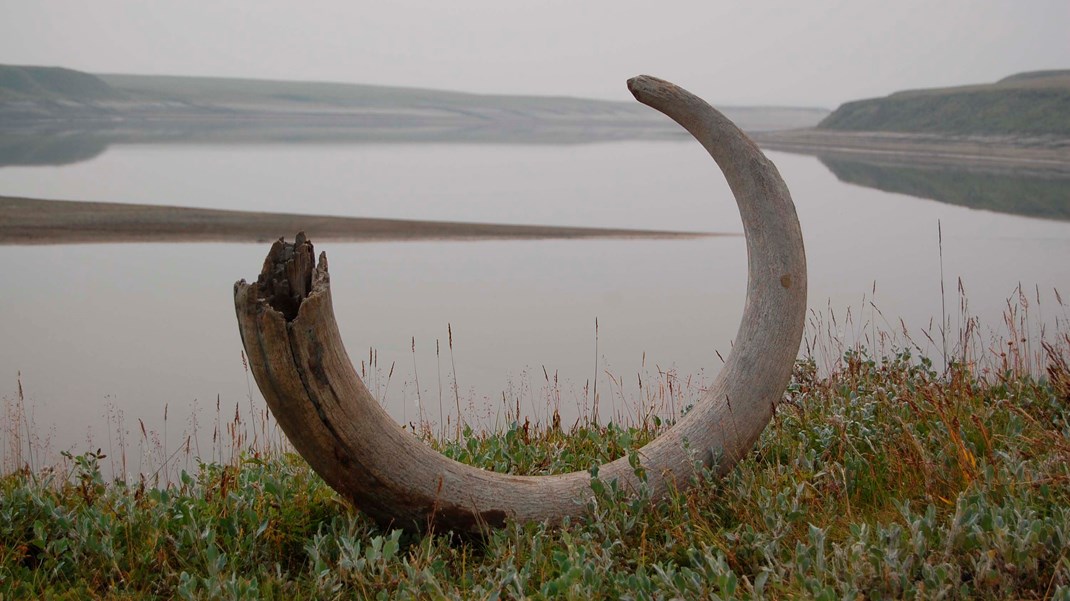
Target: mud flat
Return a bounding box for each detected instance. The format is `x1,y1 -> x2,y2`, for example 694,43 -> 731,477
753,129 -> 1070,174
0,195 -> 718,245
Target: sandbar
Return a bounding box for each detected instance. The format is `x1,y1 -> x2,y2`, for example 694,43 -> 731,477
0,195 -> 720,245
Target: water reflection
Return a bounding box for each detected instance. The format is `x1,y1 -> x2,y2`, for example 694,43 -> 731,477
10,131 -> 1068,226
2,143 -> 1068,471
0,132 -> 111,167
0,121 -> 687,168
818,156 -> 1070,221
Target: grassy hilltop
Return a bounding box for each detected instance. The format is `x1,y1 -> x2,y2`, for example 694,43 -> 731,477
819,70 -> 1070,136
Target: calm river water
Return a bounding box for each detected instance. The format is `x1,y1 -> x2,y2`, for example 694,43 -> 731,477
2,141 -> 1068,471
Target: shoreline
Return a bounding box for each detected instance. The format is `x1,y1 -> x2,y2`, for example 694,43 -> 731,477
753,129 -> 1070,174
0,195 -> 722,245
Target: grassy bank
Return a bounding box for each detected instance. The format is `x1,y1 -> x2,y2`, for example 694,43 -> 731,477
818,70 -> 1070,137
2,324 -> 1070,598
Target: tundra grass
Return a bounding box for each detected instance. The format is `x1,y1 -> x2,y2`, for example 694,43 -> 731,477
2,343 -> 1069,599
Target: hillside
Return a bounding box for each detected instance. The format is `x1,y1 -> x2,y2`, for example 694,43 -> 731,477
98,73 -> 652,116
818,70 -> 1070,136
0,65 -> 827,138
0,65 -> 122,102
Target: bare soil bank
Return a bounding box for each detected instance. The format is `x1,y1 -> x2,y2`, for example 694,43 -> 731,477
752,129 -> 1070,174
0,196 -> 718,245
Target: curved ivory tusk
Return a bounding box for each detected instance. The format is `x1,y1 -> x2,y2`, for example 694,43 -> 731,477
233,76 -> 806,533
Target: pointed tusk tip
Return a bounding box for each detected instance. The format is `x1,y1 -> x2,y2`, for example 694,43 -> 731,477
627,75 -> 676,104
626,75 -> 653,98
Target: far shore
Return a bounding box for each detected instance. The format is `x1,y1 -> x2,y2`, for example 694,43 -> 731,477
0,196 -> 722,245
753,129 -> 1070,174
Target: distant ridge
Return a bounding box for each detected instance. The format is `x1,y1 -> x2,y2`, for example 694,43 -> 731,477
819,70 -> 1070,136
0,64 -> 828,136
998,70 -> 1070,84
0,65 -> 122,102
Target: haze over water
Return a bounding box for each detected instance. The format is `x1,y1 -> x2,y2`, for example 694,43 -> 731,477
2,140 -> 1069,468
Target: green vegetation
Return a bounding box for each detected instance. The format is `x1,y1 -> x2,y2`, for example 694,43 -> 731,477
819,70 -> 1070,136
3,316 -> 1069,599
820,157 -> 1070,221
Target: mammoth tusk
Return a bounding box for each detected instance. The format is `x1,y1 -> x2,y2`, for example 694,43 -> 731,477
233,76 -> 806,534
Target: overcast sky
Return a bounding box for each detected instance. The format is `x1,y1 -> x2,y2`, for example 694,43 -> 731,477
1,1 -> 1067,109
